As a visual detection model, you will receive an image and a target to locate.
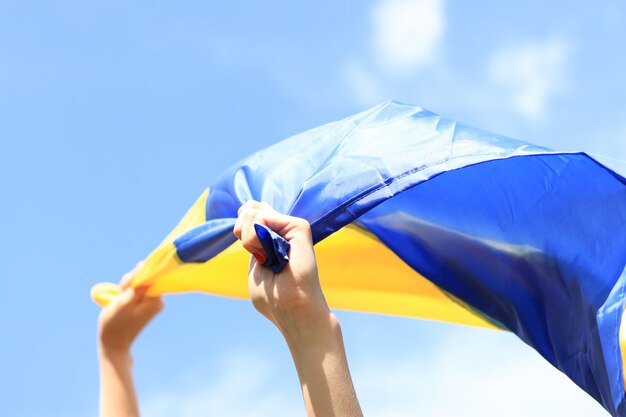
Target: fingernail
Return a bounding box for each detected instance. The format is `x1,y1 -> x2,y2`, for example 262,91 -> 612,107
253,252 -> 266,264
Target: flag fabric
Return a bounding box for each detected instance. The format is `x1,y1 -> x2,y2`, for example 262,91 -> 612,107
92,101 -> 626,416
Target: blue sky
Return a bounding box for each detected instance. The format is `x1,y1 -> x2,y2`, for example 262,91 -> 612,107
1,1 -> 625,416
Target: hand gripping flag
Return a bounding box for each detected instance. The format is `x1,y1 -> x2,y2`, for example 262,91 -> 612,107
92,101 -> 626,416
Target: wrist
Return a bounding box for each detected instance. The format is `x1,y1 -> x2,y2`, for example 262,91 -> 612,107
281,311 -> 342,352
98,343 -> 133,366
284,312 -> 363,417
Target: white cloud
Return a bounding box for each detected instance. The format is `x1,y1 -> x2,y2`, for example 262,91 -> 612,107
371,0 -> 445,75
488,38 -> 569,120
140,326 -> 610,417
353,327 -> 607,417
141,351 -> 302,417
340,0 -> 445,107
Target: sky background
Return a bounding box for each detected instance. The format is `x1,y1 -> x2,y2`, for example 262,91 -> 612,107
2,0 -> 626,416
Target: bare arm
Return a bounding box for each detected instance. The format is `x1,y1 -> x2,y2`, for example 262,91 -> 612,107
99,346 -> 138,417
285,313 -> 362,417
98,264 -> 164,417
234,201 -> 363,417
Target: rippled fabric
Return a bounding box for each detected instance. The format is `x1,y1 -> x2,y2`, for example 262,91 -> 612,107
91,101 -> 626,415
177,101 -> 551,261
254,224 -> 290,273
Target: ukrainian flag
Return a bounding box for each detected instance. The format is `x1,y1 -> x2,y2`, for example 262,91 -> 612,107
92,101 -> 626,416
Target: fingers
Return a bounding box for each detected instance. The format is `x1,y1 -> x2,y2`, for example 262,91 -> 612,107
108,285 -> 150,312
234,200 -> 276,260
265,215 -> 312,243
107,286 -> 138,311
234,201 -> 313,249
234,201 -> 271,238
119,260 -> 145,289
109,260 -> 152,312
104,286 -> 164,327
116,287 -> 136,306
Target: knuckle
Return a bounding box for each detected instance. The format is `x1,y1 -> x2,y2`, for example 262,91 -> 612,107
296,217 -> 310,230
254,212 -> 268,225
251,296 -> 264,311
238,200 -> 260,215
251,297 -> 273,322
242,238 -> 258,253
242,207 -> 259,222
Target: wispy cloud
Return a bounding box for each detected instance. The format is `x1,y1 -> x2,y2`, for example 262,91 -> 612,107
140,327 -> 608,417
354,327 -> 607,417
371,0 -> 445,75
488,37 -> 570,121
342,0 -> 445,107
141,351 -> 302,417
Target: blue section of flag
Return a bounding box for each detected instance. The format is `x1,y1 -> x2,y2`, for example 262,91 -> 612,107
356,154 -> 626,415
174,219 -> 236,262
172,101 -> 626,415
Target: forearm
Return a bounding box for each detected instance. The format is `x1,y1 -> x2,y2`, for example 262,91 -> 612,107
284,313 -> 363,417
98,348 -> 140,417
